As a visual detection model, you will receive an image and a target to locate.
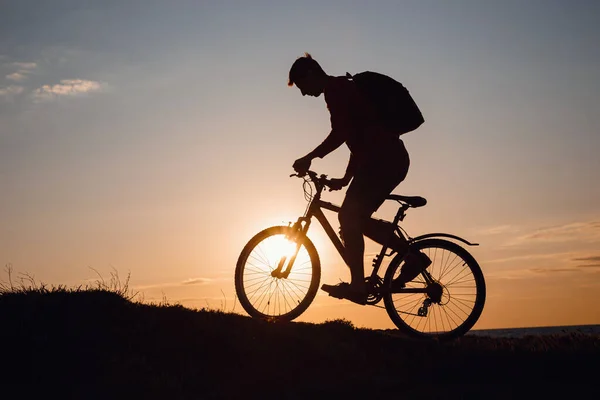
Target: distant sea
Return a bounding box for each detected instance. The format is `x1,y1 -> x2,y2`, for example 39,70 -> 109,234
468,324 -> 600,338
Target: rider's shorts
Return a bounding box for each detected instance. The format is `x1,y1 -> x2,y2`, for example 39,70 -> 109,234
342,138 -> 410,220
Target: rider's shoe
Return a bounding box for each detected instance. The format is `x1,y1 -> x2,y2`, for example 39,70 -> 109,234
321,282 -> 367,305
391,251 -> 432,290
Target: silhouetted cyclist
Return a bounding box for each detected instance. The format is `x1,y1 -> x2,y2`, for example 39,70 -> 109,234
289,53 -> 431,305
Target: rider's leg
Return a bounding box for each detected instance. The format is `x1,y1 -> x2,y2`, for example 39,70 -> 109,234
353,140 -> 431,288
393,251 -> 432,288
363,219 -> 409,254
356,139 -> 410,255
336,144 -> 409,295
322,138 -> 412,302
338,196 -> 368,296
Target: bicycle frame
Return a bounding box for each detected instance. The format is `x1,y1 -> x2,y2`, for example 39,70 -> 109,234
274,172 -> 478,295
278,174 -> 407,284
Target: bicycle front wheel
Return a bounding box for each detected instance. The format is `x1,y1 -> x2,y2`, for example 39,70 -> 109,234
235,226 -> 321,322
383,238 -> 486,340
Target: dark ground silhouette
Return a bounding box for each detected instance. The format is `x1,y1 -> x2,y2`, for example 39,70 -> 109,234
0,288 -> 598,399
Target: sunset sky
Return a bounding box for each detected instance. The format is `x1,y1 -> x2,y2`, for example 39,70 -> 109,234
1,0 -> 599,330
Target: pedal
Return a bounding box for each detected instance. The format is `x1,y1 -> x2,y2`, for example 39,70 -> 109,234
364,276 -> 383,305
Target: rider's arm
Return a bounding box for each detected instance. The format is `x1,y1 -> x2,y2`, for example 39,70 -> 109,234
341,153 -> 358,184
303,78 -> 354,161
306,129 -> 345,160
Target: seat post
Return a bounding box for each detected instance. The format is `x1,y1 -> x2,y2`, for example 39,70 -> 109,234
392,204 -> 408,225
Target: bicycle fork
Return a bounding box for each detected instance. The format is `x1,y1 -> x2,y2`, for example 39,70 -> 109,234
271,219 -> 310,279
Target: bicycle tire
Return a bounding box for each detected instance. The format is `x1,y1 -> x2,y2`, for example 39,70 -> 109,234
383,238 -> 486,340
235,226 -> 321,322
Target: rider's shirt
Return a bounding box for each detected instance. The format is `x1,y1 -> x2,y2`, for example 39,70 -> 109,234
313,75 -> 400,162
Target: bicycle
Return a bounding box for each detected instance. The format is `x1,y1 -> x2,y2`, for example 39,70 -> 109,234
235,170 -> 486,340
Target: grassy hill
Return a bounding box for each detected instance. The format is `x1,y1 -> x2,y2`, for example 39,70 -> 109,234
0,286 -> 598,399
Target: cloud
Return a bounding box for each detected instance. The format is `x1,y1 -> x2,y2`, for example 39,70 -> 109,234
573,256 -> 600,262
132,277 -> 217,290
485,251 -> 600,280
6,72 -> 27,81
489,266 -> 582,280
0,85 -> 24,97
507,220 -> 600,246
4,61 -> 36,82
485,251 -> 574,265
181,277 -> 213,286
477,225 -> 517,235
485,268 -> 538,281
33,79 -> 103,100
529,267 -> 576,274
11,62 -> 37,69
572,255 -> 600,268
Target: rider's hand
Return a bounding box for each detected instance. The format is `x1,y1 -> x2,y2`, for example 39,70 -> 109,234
328,177 -> 350,191
293,156 -> 312,174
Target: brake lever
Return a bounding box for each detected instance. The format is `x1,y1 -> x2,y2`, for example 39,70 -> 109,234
318,174 -> 335,191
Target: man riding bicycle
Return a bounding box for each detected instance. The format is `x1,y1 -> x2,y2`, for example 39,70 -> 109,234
288,53 -> 431,305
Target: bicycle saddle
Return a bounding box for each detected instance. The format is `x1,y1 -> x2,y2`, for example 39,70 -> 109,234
386,194 -> 427,208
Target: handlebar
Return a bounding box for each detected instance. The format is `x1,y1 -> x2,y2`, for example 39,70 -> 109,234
290,170 -> 326,182
290,170 -> 334,191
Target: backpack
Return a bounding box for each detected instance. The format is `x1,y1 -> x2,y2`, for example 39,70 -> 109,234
346,71 -> 424,135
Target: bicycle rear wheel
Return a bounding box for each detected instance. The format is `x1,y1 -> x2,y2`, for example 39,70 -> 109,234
383,238 -> 486,340
235,226 -> 321,322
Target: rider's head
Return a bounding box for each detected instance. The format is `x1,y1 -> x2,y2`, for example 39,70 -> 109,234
288,53 -> 328,97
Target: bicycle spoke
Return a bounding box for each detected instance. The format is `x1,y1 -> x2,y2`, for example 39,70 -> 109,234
280,282 -> 295,312
438,247 -> 448,278
254,243 -> 272,268
445,301 -> 467,322
445,266 -> 471,286
447,297 -> 470,317
245,260 -> 271,273
427,307 -> 432,332
450,293 -> 476,300
281,279 -> 300,305
440,303 -> 459,329
407,296 -> 426,326
248,254 -> 270,269
436,303 -> 446,332
445,284 -> 476,289
285,278 -> 309,293
393,294 -> 423,309
265,280 -> 279,313
247,276 -> 272,300
439,252 -> 459,281
281,279 -> 304,303
251,277 -> 272,309
244,278 -> 271,291
243,275 -> 271,284
244,269 -> 269,277
450,296 -> 476,312
446,276 -> 475,290
439,259 -> 466,283
257,279 -> 276,313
